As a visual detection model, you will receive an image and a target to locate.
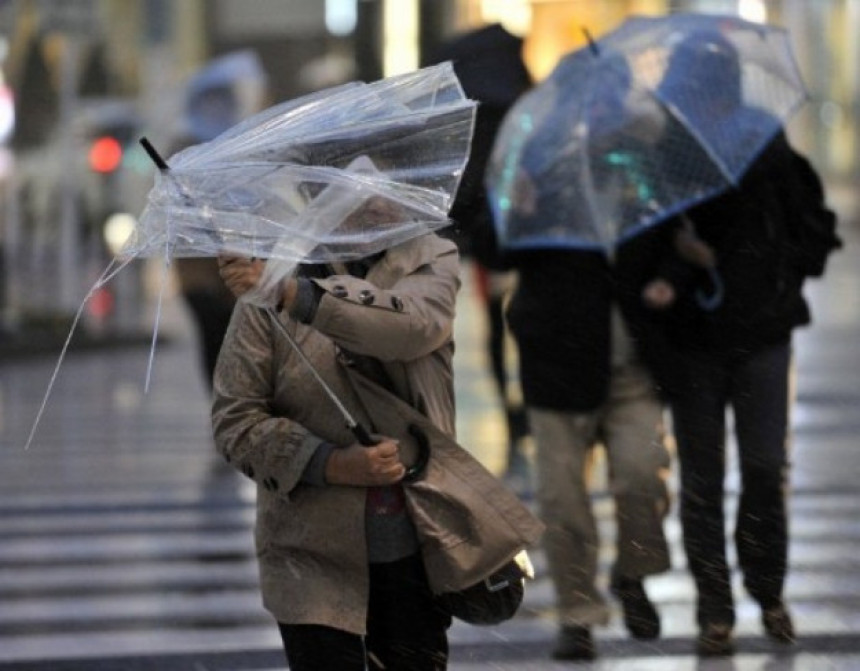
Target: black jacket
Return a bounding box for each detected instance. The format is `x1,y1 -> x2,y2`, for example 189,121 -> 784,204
504,240 -> 666,412
655,133 -> 841,360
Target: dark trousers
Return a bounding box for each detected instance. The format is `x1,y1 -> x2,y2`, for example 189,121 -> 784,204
670,341 -> 791,628
278,554 -> 451,670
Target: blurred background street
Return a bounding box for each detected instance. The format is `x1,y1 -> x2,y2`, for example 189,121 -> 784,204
0,177 -> 857,669
1,0 -> 859,669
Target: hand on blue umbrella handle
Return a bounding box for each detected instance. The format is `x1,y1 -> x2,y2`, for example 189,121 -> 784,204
642,272 -> 724,312
695,268 -> 725,312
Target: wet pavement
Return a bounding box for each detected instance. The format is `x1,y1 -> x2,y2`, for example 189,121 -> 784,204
0,183 -> 858,670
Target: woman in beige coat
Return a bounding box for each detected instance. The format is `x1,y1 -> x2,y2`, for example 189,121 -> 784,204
213,231 -> 462,670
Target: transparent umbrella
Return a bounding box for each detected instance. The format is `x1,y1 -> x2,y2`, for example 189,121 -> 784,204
486,12 -> 807,252
132,62 -> 475,266
25,62 -> 476,449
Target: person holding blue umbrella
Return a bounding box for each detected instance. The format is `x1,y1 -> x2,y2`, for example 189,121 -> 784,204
487,12 -> 841,658
486,47 -> 674,661
639,27 -> 842,657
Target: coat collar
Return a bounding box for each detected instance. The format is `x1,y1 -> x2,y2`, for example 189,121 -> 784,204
369,234 -> 457,289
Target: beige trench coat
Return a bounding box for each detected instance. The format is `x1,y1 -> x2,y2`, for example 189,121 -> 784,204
212,234 -> 543,635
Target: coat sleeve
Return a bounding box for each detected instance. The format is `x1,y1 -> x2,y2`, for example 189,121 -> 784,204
781,147 -> 842,277
211,303 -> 324,497
308,239 -> 461,362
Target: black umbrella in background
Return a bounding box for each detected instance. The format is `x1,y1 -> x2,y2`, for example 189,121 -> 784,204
423,23 -> 532,263
427,22 -> 532,108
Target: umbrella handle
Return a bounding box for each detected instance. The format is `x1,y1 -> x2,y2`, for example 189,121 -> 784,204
351,422 -> 376,446
352,421 -> 429,481
696,267 -> 725,311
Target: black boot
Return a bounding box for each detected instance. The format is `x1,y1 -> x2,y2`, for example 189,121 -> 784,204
610,575 -> 661,640
552,626 -> 596,661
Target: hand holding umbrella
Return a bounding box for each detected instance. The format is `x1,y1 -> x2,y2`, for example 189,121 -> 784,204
642,215 -> 723,311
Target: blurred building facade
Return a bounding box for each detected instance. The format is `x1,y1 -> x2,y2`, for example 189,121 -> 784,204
2,0 -> 855,172
0,0 -> 856,339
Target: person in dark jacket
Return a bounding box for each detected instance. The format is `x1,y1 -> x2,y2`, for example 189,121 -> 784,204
424,24 -> 535,489
173,52 -> 268,391
503,239 -> 672,661
636,28 -> 843,657
484,48 -> 676,661
640,127 -> 841,657
487,46 -> 680,661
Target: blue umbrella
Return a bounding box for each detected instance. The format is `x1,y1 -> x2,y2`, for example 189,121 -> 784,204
486,12 -> 807,252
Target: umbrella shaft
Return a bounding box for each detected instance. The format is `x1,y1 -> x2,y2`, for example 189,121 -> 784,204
266,309 -> 368,439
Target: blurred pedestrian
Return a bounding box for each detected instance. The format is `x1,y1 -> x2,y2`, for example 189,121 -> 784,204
173,51 -> 267,391
471,261 -> 530,487
484,47 -> 674,661
503,242 -> 672,661
640,30 -> 843,657
424,24 -> 534,489
174,252 -> 236,391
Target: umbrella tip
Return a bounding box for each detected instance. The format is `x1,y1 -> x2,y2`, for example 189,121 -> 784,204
582,27 -> 600,56
139,136 -> 170,172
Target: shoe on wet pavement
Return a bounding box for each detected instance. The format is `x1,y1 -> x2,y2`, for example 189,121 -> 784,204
763,604 -> 796,644
610,575 -> 661,640
552,625 -> 596,661
697,623 -> 735,657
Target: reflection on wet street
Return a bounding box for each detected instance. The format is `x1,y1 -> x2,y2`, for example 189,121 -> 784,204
1,185 -> 859,669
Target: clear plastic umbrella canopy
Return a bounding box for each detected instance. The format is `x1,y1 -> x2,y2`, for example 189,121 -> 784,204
130,62 -> 476,269
486,12 -> 807,251
24,63 -> 476,449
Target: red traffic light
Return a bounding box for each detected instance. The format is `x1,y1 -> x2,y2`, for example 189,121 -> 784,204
89,136 -> 123,173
